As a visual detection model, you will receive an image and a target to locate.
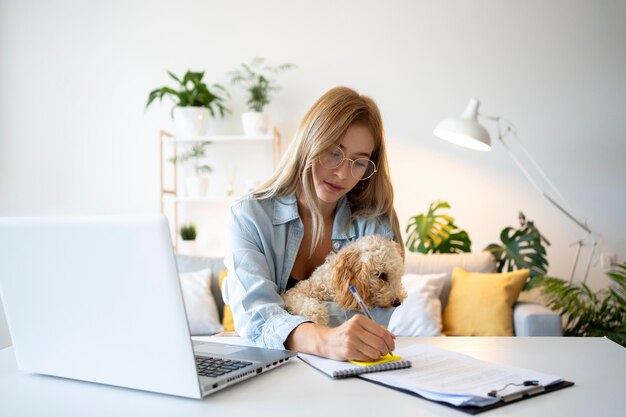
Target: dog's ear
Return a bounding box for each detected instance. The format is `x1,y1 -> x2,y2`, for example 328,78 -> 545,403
330,247 -> 370,311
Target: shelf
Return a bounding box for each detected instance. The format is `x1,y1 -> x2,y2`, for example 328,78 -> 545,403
159,128 -> 281,253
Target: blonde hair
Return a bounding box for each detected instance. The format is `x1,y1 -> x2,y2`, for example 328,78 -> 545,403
253,86 -> 403,256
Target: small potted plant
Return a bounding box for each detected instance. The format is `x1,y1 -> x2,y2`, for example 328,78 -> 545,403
178,223 -> 198,255
146,70 -> 230,136
170,141 -> 213,198
228,57 -> 296,135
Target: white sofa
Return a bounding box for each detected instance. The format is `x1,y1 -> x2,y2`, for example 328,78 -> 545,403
176,252 -> 563,337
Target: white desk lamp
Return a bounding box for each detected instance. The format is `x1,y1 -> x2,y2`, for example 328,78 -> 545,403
433,98 -> 598,283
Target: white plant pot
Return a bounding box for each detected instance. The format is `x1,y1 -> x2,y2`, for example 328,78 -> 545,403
186,175 -> 210,198
178,239 -> 197,256
241,111 -> 269,136
174,107 -> 210,136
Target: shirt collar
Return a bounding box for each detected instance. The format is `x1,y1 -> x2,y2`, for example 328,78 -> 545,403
272,194 -> 299,225
272,194 -> 356,241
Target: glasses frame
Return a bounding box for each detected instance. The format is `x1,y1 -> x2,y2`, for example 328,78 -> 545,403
318,146 -> 378,181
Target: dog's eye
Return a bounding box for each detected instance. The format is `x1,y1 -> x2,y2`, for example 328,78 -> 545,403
379,273 -> 388,282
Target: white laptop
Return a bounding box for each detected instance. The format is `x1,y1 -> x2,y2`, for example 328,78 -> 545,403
0,214 -> 295,399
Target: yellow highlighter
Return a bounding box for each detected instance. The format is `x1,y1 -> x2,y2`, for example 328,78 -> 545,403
349,353 -> 403,367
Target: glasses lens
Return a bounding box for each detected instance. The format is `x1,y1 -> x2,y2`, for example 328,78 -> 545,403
319,148 -> 344,169
351,159 -> 377,180
319,147 -> 377,180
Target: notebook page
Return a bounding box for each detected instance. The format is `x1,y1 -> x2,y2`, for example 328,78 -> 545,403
298,353 -> 357,376
298,352 -> 410,378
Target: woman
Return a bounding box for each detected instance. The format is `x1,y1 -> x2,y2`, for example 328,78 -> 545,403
222,86 -> 403,361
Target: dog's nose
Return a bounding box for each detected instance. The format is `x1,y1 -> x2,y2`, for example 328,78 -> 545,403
392,299 -> 401,307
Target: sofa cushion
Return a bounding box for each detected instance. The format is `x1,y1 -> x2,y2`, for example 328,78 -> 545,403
176,255 -> 226,318
388,273 -> 447,336
179,268 -> 223,335
442,268 -> 529,336
404,252 -> 497,308
219,271 -> 236,332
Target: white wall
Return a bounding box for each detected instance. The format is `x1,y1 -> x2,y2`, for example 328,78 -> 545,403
1,0 -> 625,348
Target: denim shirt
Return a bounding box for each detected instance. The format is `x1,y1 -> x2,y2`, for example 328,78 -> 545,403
222,194 -> 395,349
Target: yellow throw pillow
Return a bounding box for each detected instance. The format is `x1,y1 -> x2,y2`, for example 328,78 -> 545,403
218,270 -> 236,332
442,267 -> 529,336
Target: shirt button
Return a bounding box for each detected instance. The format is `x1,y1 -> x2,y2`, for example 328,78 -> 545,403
332,241 -> 342,251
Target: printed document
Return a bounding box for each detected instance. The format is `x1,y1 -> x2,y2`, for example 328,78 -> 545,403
359,344 -> 562,407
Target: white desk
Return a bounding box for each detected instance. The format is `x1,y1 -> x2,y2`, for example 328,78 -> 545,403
1,337 -> 624,417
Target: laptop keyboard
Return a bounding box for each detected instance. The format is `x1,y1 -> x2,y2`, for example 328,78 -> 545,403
195,356 -> 253,378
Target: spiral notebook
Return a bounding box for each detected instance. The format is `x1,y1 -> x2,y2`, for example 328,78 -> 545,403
298,353 -> 411,379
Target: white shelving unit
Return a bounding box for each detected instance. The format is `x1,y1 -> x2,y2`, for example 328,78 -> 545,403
159,129 -> 281,256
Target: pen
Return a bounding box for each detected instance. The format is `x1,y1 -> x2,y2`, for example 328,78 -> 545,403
349,285 -> 393,356
349,285 -> 374,320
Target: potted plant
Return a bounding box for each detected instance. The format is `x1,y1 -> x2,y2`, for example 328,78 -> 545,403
228,57 -> 296,135
170,141 -> 212,198
146,70 -> 230,136
178,223 -> 198,255
535,262 -> 626,346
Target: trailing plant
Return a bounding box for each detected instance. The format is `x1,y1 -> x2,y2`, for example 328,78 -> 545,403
405,201 -> 471,254
179,223 -> 197,241
484,212 -> 550,289
146,70 -> 230,118
228,57 -> 297,112
534,263 -> 626,346
169,141 -> 212,175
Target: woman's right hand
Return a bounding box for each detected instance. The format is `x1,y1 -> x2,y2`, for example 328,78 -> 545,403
286,315 -> 395,361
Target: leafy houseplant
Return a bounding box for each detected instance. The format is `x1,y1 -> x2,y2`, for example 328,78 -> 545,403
228,57 -> 296,135
146,70 -> 230,136
485,212 -> 550,289
535,263 -> 626,346
146,70 -> 230,117
179,223 -> 197,241
170,142 -> 212,198
228,57 -> 297,112
169,142 -> 212,176
178,223 -> 198,256
405,201 -> 471,254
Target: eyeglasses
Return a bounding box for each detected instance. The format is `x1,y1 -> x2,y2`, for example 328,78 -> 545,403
318,147 -> 377,180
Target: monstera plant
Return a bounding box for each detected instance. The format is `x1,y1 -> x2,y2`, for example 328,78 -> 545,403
484,212 -> 550,289
405,201 -> 472,254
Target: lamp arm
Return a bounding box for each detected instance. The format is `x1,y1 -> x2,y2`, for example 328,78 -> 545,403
480,114 -> 591,233
478,114 -> 598,283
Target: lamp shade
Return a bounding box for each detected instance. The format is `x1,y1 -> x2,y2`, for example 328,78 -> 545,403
433,98 -> 492,152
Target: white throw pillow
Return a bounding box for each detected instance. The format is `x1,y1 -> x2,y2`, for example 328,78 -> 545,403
179,268 -> 223,335
387,273 -> 447,336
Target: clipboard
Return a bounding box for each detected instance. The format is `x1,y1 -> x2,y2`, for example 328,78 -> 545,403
360,378 -> 574,415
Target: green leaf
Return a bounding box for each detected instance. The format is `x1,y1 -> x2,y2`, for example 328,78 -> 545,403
169,142 -> 213,174
405,200 -> 471,254
228,57 -> 296,112
167,70 -> 182,84
146,70 -> 230,118
537,263 -> 626,346
484,212 -> 549,289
